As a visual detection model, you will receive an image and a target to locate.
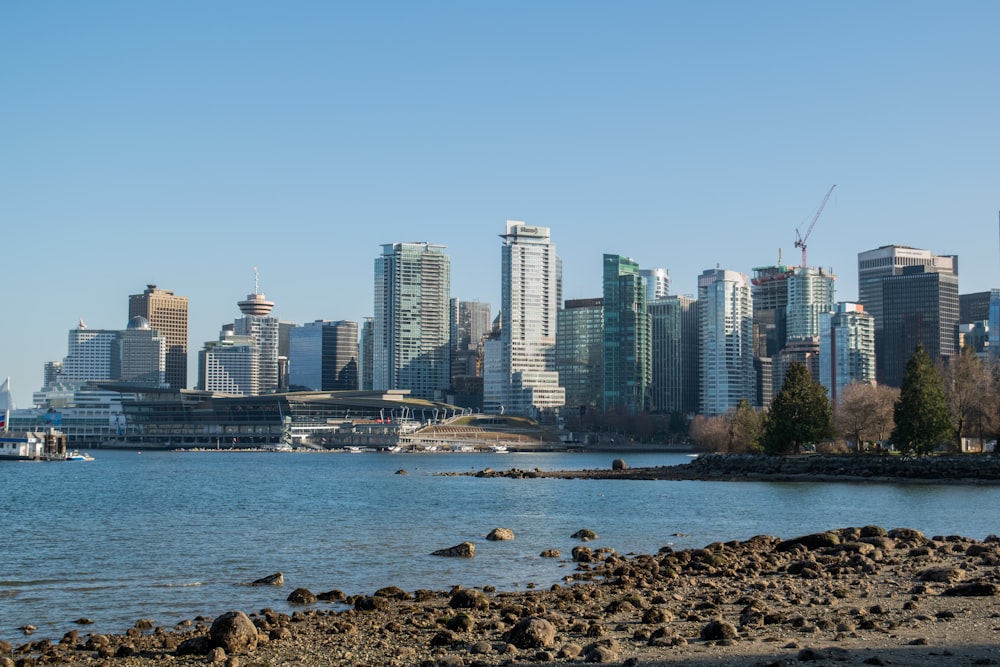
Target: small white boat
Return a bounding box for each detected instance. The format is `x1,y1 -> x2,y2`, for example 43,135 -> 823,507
346,446 -> 365,453
489,444 -> 509,453
65,450 -> 95,461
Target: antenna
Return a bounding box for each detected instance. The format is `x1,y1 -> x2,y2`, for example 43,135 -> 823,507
253,266 -> 260,295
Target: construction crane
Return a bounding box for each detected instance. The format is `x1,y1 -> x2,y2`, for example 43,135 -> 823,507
795,184 -> 836,267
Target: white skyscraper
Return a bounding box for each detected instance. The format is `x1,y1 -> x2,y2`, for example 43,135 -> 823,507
62,323 -> 120,383
198,333 -> 259,396
373,242 -> 451,400
484,221 -> 564,416
698,268 -> 755,415
819,302 -> 875,403
640,267 -> 671,303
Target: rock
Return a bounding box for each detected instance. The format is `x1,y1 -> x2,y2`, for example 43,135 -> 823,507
776,532 -> 840,552
176,636 -> 212,656
943,581 -> 1000,596
207,646 -> 227,663
395,469 -> 407,475
247,572 -> 283,586
209,611 -> 259,654
487,527 -> 515,541
700,619 -> 738,640
374,585 -> 411,599
918,566 -> 965,582
287,587 -> 317,604
446,612 -> 475,632
20,625 -> 36,635
432,542 -> 475,557
354,595 -> 390,611
450,588 -> 489,609
611,458 -> 628,470
74,617 -> 94,625
134,618 -> 155,630
572,546 -> 594,562
506,617 -> 556,649
540,549 -> 561,558
317,589 -> 346,601
572,529 -> 599,541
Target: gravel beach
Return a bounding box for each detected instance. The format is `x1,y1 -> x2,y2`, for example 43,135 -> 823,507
6,524 -> 1000,667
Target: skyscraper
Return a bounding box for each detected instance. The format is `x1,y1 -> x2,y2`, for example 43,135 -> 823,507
648,295 -> 699,415
603,254 -> 651,413
289,320 -> 359,391
819,302 -> 875,403
129,284 -> 189,389
233,285 -> 279,395
62,323 -> 120,383
698,268 -> 755,415
857,245 -> 956,333
483,221 -> 564,416
198,333 -> 258,396
557,298 -> 604,413
373,242 -> 451,400
639,267 -> 670,303
115,317 -> 167,386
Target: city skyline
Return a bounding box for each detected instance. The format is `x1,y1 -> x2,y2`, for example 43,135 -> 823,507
3,2 -> 999,408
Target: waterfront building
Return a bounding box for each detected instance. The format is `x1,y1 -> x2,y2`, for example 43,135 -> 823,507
483,221 -> 564,416
879,265 -> 959,387
115,316 -> 167,386
289,320 -> 359,391
128,284 -> 188,389
556,298 -> 604,414
648,295 -> 699,415
11,384 -> 136,445
698,268 -> 755,415
603,254 -> 651,413
42,362 -> 62,390
819,302 -> 876,403
198,333 -> 259,396
61,323 -> 120,383
640,267 -> 670,303
373,242 -> 451,400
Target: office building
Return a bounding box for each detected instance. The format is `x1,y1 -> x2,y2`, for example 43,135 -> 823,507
483,221 -> 564,416
880,265 -> 960,387
198,333 -> 259,396
603,254 -> 651,413
640,267 -> 670,303
751,264 -> 794,358
289,320 -> 359,391
359,317 -> 374,391
698,268 -> 755,415
786,266 -> 836,340
557,298 -> 604,413
648,295 -> 699,415
373,242 -> 451,400
61,323 -> 120,383
128,284 -> 188,389
819,302 -> 875,404
115,317 -> 167,386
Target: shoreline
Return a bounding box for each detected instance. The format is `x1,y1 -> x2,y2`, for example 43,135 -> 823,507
6,526 -> 1000,666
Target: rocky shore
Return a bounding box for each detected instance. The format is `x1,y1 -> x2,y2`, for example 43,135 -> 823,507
6,525 -> 1000,666
454,453 -> 1000,483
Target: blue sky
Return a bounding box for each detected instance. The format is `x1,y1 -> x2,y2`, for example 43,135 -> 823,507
2,1 -> 998,408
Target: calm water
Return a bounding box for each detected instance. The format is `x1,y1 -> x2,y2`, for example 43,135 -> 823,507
2,449 -> 999,644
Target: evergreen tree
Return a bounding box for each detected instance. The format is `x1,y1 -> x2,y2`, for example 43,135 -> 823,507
762,362 -> 833,454
891,345 -> 952,456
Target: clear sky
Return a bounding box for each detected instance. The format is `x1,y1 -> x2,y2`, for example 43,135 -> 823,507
2,1 -> 998,408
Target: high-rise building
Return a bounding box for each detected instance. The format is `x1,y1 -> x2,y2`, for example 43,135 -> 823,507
751,264 -> 794,359
359,317 -> 374,391
819,302 -> 876,404
198,333 -> 258,396
603,254 -> 651,413
786,266 -> 836,341
483,221 -> 564,416
879,264 -> 959,387
648,295 -> 699,415
233,287 -> 280,395
289,320 -> 359,391
62,323 -> 120,383
450,299 -> 491,379
640,268 -> 670,303
373,242 -> 451,400
129,285 -> 189,390
698,268 -> 755,415
115,316 -> 167,386
557,298 -> 604,413
857,245 -> 956,330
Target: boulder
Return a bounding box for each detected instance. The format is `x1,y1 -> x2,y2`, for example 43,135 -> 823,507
432,542 -> 475,557
540,549 -> 561,558
943,581 -> 1000,597
317,589 -> 346,601
572,529 -> 599,541
247,572 -> 283,586
449,588 -> 489,609
287,588 -> 317,604
505,616 -> 556,649
700,619 -> 738,640
487,527 -> 515,541
775,532 -> 840,552
572,546 -> 594,562
612,458 -> 628,471
209,611 -> 259,654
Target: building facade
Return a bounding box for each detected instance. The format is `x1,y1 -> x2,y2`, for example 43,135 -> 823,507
648,295 -> 699,415
556,298 -> 604,413
639,267 -> 670,303
373,242 -> 451,400
602,254 -> 651,413
115,317 -> 167,386
128,284 -> 188,389
289,320 -> 359,391
483,221 -> 564,416
819,302 -> 876,404
198,333 -> 259,396
698,268 -> 755,415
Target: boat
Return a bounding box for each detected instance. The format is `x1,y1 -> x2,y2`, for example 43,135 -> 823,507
489,444 -> 509,453
346,446 -> 365,453
65,450 -> 95,461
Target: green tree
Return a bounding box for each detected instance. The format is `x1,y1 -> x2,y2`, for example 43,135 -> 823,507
730,398 -> 764,453
891,345 -> 952,456
762,362 -> 833,454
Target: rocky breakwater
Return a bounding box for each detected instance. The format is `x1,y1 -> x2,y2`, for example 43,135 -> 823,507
6,526 -> 1000,666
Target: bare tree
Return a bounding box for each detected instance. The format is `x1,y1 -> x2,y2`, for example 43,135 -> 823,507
834,382 -> 898,452
689,414 -> 730,453
941,345 -> 993,452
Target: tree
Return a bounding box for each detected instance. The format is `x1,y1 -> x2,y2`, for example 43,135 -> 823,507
941,344 -> 992,452
730,398 -> 764,453
834,382 -> 899,452
762,362 -> 833,454
891,345 -> 952,456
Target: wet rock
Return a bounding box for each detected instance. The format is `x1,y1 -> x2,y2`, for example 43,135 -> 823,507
776,532 -> 840,552
354,595 -> 390,611
572,546 -> 595,562
506,617 -> 556,649
572,529 -> 599,541
540,549 -> 561,558
247,572 -> 284,586
374,585 -> 411,600
134,618 -> 155,630
487,527 -> 515,541
611,458 -> 628,471
287,588 -> 317,604
317,589 -> 346,601
450,588 -> 489,609
432,542 -> 475,557
209,611 -> 259,654
73,617 -> 94,625
395,469 -> 407,475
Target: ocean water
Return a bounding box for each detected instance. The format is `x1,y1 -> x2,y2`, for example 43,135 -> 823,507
2,448 -> 999,644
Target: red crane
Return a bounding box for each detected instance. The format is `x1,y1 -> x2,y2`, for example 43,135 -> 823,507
795,184 -> 836,267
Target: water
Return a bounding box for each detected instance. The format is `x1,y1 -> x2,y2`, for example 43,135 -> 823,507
2,449 -> 999,644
